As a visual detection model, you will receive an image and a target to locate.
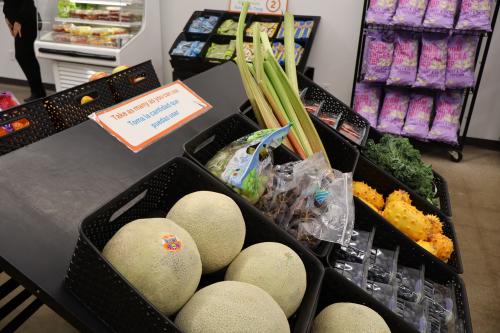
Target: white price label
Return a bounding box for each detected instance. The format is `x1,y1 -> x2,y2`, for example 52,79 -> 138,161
90,81 -> 212,153
229,0 -> 288,15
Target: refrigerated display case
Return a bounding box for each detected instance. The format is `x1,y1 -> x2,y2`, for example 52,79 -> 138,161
35,0 -> 162,91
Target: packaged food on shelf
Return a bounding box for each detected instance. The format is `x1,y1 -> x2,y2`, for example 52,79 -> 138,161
171,40 -> 206,57
366,279 -> 398,311
206,40 -> 236,60
0,91 -> 19,111
206,125 -> 291,204
318,112 -> 341,129
334,261 -> 367,287
333,229 -> 374,263
365,0 -> 398,25
272,42 -> 304,66
397,266 -> 424,303
53,32 -> 71,43
353,82 -> 382,127
395,300 -> 428,332
377,88 -> 410,135
257,153 -> 355,248
57,0 -> 76,18
217,19 -> 239,36
246,21 -> 280,38
362,30 -> 395,83
414,33 -> 448,90
424,280 -> 455,325
368,247 -> 399,284
387,32 -> 419,87
338,120 -> 367,145
428,91 -> 463,144
456,0 -> 493,30
276,20 -> 314,39
391,0 -> 429,27
446,34 -> 480,89
401,93 -> 434,139
423,0 -> 458,29
188,15 -> 219,34
242,42 -> 254,62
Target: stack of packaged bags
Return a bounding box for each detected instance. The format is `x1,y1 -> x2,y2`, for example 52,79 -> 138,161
353,84 -> 463,144
366,0 -> 493,31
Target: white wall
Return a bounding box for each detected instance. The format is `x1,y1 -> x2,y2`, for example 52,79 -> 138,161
0,1 -> 56,85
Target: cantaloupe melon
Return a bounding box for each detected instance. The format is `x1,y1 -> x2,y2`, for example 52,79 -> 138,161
175,281 -> 290,333
102,218 -> 202,316
312,303 -> 391,333
224,242 -> 306,318
166,191 -> 245,274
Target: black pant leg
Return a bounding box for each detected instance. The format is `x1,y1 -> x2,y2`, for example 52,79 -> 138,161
14,23 -> 46,97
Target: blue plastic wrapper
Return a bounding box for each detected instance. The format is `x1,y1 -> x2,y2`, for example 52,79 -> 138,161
188,15 -> 219,34
171,41 -> 206,57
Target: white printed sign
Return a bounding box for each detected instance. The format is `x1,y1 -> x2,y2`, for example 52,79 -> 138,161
229,0 -> 288,15
90,81 -> 212,153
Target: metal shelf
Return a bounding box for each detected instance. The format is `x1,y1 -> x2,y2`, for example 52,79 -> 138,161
54,17 -> 141,28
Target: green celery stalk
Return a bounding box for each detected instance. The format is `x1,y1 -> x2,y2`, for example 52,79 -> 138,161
284,12 -> 299,94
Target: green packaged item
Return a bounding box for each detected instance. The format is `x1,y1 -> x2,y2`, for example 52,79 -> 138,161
218,19 -> 239,36
206,125 -> 291,204
206,40 -> 236,60
58,0 -> 76,18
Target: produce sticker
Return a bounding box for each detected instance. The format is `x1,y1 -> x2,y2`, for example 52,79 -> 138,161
89,81 -> 212,153
229,0 -> 288,15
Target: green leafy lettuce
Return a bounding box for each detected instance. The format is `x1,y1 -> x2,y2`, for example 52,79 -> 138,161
364,135 -> 438,205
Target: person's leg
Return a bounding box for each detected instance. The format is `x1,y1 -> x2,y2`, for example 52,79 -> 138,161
14,22 -> 46,99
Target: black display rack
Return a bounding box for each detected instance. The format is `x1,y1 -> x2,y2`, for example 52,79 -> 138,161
170,9 -> 321,80
351,0 -> 500,162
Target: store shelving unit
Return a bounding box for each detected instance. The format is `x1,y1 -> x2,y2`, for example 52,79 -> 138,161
351,0 -> 500,162
35,0 -> 163,91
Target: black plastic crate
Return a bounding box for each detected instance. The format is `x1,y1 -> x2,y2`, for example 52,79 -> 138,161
0,100 -> 56,156
241,106 -> 360,174
183,113 -> 332,259
169,32 -> 212,73
65,157 -> 324,333
298,73 -> 371,146
108,60 -> 161,103
42,77 -> 116,132
183,10 -> 223,38
363,128 -> 452,217
317,267 -> 471,333
353,156 -> 462,273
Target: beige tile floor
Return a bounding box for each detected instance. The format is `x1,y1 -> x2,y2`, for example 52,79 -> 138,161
1,84 -> 499,332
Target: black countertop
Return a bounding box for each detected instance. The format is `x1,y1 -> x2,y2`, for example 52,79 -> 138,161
0,62 -> 246,332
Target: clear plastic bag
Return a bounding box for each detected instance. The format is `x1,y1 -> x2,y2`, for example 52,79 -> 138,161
334,229 -> 374,263
335,261 -> 367,288
257,153 -> 355,248
368,247 -> 399,284
206,125 -> 290,204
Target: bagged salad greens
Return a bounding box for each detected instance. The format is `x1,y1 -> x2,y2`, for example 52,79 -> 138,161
257,153 -> 355,249
206,125 -> 290,204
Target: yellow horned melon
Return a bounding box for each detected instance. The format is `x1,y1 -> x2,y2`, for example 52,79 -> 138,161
426,214 -> 443,235
225,242 -> 306,318
430,233 -> 454,262
167,191 -> 245,274
175,281 -> 290,333
352,182 -> 385,211
386,190 -> 412,206
312,303 -> 390,333
102,218 -> 202,316
382,200 -> 432,241
417,240 -> 438,256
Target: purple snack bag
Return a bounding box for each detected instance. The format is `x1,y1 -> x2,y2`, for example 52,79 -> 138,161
402,93 -> 434,139
456,0 -> 493,31
428,91 -> 463,144
363,31 -> 395,83
392,0 -> 429,27
353,83 -> 382,127
423,0 -> 458,28
377,89 -> 410,135
387,33 -> 419,86
366,0 -> 398,24
414,34 -> 448,90
446,34 -> 479,88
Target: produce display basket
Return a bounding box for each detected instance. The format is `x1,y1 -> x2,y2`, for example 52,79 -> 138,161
353,155 -> 462,273
363,129 -> 452,217
65,157 -> 324,333
42,76 -> 116,132
0,100 -> 56,156
183,113 -> 333,259
297,73 -> 372,146
317,266 -> 471,333
170,9 -> 321,80
241,106 -> 360,174
108,60 -> 161,103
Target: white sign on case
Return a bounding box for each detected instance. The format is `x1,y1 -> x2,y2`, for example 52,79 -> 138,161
229,0 -> 288,15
